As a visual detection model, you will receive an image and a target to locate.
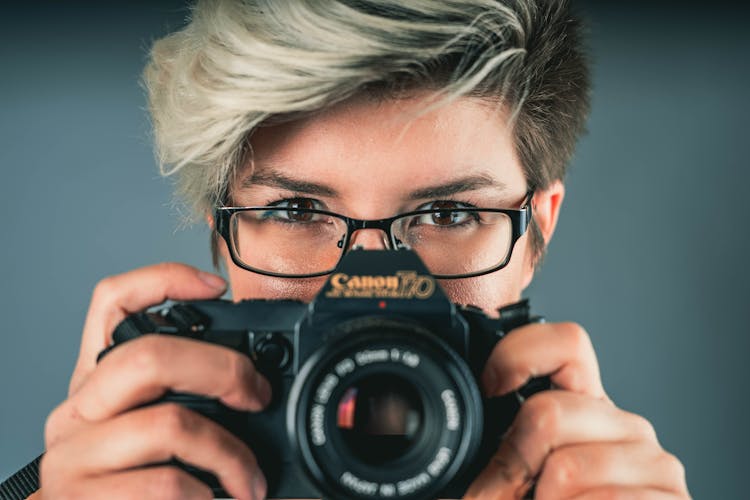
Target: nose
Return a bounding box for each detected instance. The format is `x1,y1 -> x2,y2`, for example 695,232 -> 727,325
347,228 -> 390,251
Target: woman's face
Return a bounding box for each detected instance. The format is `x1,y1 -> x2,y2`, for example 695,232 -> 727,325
220,93 -> 558,315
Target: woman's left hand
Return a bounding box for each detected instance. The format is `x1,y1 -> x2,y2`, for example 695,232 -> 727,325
465,322 -> 690,499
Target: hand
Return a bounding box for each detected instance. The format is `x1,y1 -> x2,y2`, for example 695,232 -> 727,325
465,322 -> 690,499
40,263 -> 270,500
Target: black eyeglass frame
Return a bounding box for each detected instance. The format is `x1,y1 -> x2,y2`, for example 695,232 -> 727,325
214,190 -> 534,279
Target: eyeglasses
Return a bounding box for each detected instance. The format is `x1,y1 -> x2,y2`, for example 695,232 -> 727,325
214,191 -> 533,279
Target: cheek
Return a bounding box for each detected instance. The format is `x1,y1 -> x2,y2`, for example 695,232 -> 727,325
227,267 -> 328,302
439,239 -> 529,315
229,270 -> 522,313
221,241 -> 327,302
439,273 -> 522,317
224,235 -> 529,309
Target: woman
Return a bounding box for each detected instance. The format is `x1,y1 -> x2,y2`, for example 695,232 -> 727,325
38,1 -> 689,498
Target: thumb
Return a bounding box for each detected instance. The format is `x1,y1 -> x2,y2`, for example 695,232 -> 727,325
464,429 -> 535,499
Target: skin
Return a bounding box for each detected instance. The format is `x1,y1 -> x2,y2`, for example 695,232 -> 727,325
38,95 -> 690,499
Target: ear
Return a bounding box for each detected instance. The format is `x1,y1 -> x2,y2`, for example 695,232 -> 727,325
521,180 -> 565,288
206,212 -> 229,270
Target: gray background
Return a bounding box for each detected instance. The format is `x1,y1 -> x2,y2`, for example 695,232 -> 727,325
1,2 -> 748,498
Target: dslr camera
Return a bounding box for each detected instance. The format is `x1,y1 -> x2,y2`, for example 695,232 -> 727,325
104,248 -> 548,499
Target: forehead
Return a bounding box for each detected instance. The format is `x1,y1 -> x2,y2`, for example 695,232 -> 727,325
239,93 -> 526,199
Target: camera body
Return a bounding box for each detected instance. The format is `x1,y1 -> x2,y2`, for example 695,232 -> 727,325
105,249 -> 548,499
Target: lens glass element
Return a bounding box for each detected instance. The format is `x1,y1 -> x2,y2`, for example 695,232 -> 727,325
335,374 -> 423,465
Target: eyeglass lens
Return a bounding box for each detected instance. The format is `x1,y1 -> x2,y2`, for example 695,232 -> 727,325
229,208 -> 513,277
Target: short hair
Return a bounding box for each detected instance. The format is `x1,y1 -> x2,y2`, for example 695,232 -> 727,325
143,0 -> 591,267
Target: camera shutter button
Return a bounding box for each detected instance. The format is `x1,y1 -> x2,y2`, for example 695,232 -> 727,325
254,333 -> 291,370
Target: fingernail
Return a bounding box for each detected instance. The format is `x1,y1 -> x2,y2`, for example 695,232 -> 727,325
198,271 -> 227,290
251,471 -> 267,500
254,374 -> 272,408
482,367 -> 497,396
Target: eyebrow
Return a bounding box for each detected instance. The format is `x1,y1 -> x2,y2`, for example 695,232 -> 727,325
407,173 -> 507,200
240,168 -> 506,199
241,168 -> 338,197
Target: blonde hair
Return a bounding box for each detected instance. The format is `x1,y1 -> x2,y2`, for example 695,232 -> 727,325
144,0 -> 590,261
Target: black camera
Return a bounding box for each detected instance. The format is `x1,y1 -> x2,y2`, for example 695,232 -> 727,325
103,249 -> 548,499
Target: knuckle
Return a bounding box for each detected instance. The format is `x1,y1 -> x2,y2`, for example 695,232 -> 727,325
91,275 -> 120,307
559,364 -> 586,393
543,450 -> 580,489
128,336 -> 165,375
151,467 -> 193,499
659,451 -> 687,485
154,261 -> 189,280
629,413 -> 657,441
154,261 -> 179,275
560,321 -> 593,355
520,391 -> 563,439
154,403 -> 197,440
44,405 -> 64,446
43,400 -> 85,449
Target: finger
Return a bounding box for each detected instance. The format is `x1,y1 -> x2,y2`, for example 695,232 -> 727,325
47,335 -> 271,446
44,403 -> 266,500
566,486 -> 688,499
463,434 -> 535,500
482,322 -> 606,399
42,465 -> 213,500
71,262 -> 227,393
465,391 -> 658,499
536,441 -> 689,498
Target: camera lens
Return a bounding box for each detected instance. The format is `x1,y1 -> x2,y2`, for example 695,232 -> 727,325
335,373 -> 423,465
289,319 -> 485,500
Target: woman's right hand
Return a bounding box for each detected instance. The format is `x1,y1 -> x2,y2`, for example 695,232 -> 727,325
39,263 -> 270,499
